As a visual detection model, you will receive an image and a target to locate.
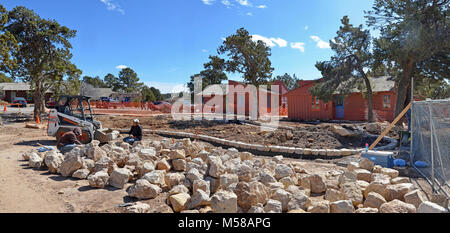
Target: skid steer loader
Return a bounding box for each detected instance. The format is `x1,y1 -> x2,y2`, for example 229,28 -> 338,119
47,95 -> 112,144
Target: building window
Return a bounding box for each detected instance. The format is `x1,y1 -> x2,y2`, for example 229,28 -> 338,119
383,95 -> 391,108
312,96 -> 320,111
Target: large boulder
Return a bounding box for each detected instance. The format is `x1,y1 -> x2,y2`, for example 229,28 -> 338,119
274,164 -> 294,180
330,200 -> 354,213
156,159 -> 171,172
239,152 -> 254,161
109,168 -> 132,189
380,168 -> 399,179
142,170 -> 166,187
138,148 -> 157,161
169,192 -> 191,213
93,156 -> 117,175
189,189 -> 211,209
193,179 -> 211,196
164,173 -> 186,189
340,182 -> 363,206
60,153 -> 83,177
234,181 -> 270,212
364,192 -> 387,209
338,171 -> 357,187
309,174 -> 327,194
172,159 -> 187,172
364,182 -> 388,199
208,156 -> 225,178
211,191 -> 238,213
88,171 -> 109,188
236,164 -> 253,182
307,202 -> 330,213
186,168 -> 203,184
44,151 -> 64,173
169,149 -> 186,160
324,189 -> 343,202
417,201 -> 448,213
136,161 -> 155,178
264,199 -> 283,213
72,169 -> 90,180
404,190 -> 426,208
271,189 -> 292,212
380,200 -> 416,213
384,183 -> 414,201
87,146 -> 107,162
219,173 -> 239,190
358,158 -> 375,172
354,169 -> 372,183
127,179 -> 162,200
29,153 -> 44,168
259,169 -> 277,184
331,125 -> 357,137
287,191 -> 311,211
169,185 -> 190,196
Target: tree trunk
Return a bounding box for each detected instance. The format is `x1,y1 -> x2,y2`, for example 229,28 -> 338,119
394,60 -> 414,119
360,69 -> 374,123
33,80 -> 45,122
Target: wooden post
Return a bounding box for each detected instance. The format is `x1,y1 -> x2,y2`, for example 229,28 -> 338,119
368,102 -> 412,151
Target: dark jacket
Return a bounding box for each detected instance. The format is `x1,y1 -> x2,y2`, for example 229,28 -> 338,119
58,131 -> 81,146
129,125 -> 143,140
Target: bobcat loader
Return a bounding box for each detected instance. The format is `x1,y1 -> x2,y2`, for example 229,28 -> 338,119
47,95 -> 112,144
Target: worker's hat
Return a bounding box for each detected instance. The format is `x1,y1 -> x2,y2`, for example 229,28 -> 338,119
133,119 -> 140,123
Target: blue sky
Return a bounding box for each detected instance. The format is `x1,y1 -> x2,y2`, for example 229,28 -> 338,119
2,0 -> 375,93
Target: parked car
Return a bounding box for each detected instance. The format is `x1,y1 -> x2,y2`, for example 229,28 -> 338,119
46,99 -> 57,108
13,97 -> 27,107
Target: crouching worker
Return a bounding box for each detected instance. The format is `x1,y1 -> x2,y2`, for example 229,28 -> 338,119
57,128 -> 82,154
123,119 -> 142,145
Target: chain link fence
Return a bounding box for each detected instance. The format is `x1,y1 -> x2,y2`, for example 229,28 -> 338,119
411,99 -> 450,196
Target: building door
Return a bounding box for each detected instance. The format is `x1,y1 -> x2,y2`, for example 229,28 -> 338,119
335,96 -> 344,119
10,91 -> 16,102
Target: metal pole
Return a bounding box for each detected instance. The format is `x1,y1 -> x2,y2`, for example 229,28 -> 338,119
429,103 -> 435,193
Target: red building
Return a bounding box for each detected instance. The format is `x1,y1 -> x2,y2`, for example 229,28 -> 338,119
198,80 -> 286,117
285,76 -> 398,122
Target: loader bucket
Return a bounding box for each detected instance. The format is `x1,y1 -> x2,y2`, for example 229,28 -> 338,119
94,128 -> 113,143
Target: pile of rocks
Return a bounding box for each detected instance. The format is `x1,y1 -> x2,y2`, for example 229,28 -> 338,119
21,137 -> 448,213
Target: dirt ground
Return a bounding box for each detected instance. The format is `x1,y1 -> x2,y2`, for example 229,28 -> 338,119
97,115 -> 396,149
0,115 -> 435,213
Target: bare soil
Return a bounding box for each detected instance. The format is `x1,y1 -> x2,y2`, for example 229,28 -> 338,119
97,115 -> 392,149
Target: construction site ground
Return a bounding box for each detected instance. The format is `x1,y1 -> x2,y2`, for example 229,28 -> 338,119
0,113 -> 436,213
97,115 -> 399,150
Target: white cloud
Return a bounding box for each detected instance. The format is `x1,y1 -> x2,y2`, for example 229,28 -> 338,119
290,42 -> 305,53
246,12 -> 253,16
100,0 -> 125,15
310,35 -> 331,49
271,38 -> 287,47
116,65 -> 128,70
236,0 -> 251,7
251,35 -> 276,47
257,5 -> 267,9
221,0 -> 231,7
252,35 -> 288,48
304,25 -> 308,30
202,0 -> 215,5
201,49 -> 208,53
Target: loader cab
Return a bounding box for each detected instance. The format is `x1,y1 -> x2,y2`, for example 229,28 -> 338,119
56,96 -> 95,125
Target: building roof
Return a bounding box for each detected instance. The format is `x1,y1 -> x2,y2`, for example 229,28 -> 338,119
285,76 -> 396,96
335,76 -> 396,94
0,82 -> 31,91
80,83 -> 116,100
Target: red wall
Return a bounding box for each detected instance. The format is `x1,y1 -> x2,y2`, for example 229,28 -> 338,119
286,81 -> 397,122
